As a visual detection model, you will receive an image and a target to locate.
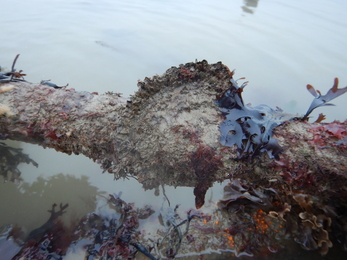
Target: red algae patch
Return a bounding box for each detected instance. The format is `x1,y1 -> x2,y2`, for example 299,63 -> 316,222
309,120 -> 347,149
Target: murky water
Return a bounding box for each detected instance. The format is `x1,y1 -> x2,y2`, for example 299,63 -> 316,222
1,0 -> 347,259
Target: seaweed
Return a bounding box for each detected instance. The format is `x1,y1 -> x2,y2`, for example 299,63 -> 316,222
216,72 -> 295,160
217,74 -> 347,159
217,179 -> 277,212
309,120 -> 347,149
188,145 -> 223,209
303,78 -> 347,121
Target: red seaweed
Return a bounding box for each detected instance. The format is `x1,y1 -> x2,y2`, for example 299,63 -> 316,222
309,120 -> 347,149
189,145 -> 223,208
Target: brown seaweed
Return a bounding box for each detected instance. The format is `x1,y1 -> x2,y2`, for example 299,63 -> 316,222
217,179 -> 276,212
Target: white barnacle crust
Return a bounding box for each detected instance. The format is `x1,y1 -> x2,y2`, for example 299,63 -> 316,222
0,84 -> 15,93
0,103 -> 14,116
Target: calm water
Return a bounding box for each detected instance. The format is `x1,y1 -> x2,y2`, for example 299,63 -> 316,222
1,0 -> 347,259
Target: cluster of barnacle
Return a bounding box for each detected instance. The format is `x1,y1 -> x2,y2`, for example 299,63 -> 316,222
171,124 -> 202,144
41,120 -> 61,141
177,65 -> 196,80
0,142 -> 38,182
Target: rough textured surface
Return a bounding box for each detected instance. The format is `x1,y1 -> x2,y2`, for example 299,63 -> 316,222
1,60 -> 347,257
0,61 -> 346,191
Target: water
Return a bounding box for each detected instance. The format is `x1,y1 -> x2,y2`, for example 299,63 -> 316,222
1,0 -> 347,259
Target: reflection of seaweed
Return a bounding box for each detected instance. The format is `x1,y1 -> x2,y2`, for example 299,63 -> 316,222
7,195 -> 157,260
12,203 -> 71,260
95,40 -> 119,52
0,142 -> 38,182
7,195 -> 201,260
26,203 -> 69,242
241,0 -> 259,14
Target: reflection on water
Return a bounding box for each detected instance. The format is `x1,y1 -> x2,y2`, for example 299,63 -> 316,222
241,0 -> 259,14
0,142 -> 38,182
1,0 -> 347,258
0,174 -> 101,231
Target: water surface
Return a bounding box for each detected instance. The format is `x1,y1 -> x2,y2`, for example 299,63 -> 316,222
1,0 -> 347,259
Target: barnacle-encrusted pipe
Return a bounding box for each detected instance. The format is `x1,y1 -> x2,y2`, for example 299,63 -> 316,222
0,61 -> 346,193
